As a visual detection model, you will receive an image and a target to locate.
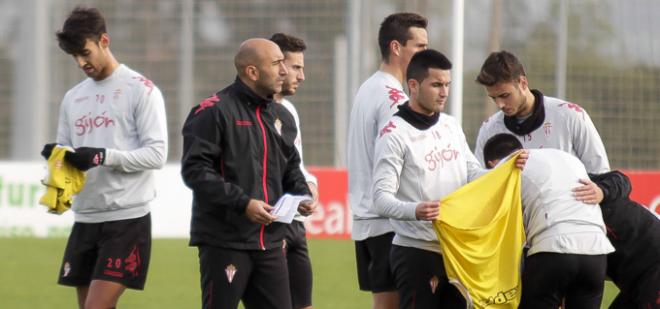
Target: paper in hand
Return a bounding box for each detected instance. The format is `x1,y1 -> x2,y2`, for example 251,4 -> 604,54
271,194 -> 313,224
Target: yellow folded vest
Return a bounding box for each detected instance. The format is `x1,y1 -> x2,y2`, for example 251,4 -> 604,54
39,146 -> 86,214
433,154 -> 525,309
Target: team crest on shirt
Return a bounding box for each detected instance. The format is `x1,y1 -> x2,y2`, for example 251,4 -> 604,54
63,261 -> 71,277
429,275 -> 439,294
543,122 -> 552,136
274,118 -> 283,136
225,264 -> 237,284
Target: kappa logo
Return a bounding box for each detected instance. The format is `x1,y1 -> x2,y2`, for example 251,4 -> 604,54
92,152 -> 104,166
429,275 -> 439,294
559,102 -> 585,119
63,262 -> 71,277
379,121 -> 397,137
124,245 -> 141,277
195,95 -> 220,115
132,76 -> 154,94
385,85 -> 405,108
225,264 -> 237,284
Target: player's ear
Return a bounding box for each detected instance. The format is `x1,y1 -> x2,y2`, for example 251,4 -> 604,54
518,75 -> 529,91
487,159 -> 498,169
245,65 -> 259,82
390,39 -> 401,57
99,33 -> 110,49
407,78 -> 418,96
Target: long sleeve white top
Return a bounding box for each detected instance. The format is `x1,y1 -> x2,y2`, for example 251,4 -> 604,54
56,64 -> 168,223
475,95 -> 609,174
347,71 -> 408,240
518,149 -> 614,256
372,113 -> 484,253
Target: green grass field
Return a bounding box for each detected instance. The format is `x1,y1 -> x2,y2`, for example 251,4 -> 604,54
0,238 -> 618,308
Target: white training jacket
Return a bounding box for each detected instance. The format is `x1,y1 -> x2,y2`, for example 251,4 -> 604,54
474,94 -> 610,174
372,113 -> 484,253
56,64 -> 168,223
347,71 -> 408,240
280,98 -> 318,222
517,149 -> 614,256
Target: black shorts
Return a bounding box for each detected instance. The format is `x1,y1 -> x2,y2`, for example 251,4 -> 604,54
520,252 -> 607,309
284,221 -> 313,309
198,245 -> 291,309
610,264 -> 660,309
390,245 -> 466,309
355,232 -> 396,292
57,213 -> 151,290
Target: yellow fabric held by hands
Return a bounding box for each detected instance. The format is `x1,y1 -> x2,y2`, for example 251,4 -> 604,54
433,154 -> 525,309
39,146 -> 86,214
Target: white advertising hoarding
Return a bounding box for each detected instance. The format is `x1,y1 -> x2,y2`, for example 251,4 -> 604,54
0,162 -> 191,238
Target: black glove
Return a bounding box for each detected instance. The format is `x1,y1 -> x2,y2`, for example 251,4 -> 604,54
64,147 -> 106,171
41,143 -> 57,160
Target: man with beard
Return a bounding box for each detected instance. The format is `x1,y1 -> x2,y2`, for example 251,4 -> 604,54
181,38 -> 313,309
271,32 -> 319,309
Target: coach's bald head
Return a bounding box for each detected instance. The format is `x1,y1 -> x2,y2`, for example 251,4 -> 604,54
234,38 -> 287,99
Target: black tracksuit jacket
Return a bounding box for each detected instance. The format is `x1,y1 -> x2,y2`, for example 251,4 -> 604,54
591,171 -> 660,292
181,77 -> 310,250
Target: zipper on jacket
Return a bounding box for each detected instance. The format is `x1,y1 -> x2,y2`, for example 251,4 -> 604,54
256,106 -> 269,250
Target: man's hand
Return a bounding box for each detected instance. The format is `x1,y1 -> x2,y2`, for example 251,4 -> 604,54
415,201 -> 440,221
515,149 -> 529,170
307,182 -> 319,205
573,179 -> 604,205
41,143 -> 57,160
298,200 -> 316,217
298,182 -> 319,217
64,147 -> 106,171
245,199 -> 278,225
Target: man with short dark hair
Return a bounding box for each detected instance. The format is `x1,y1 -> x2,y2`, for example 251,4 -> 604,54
181,38 -> 313,309
347,12 -> 428,308
270,32 -> 318,309
372,49 -> 478,309
474,50 -> 608,205
42,6 -> 168,309
483,133 -> 614,309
